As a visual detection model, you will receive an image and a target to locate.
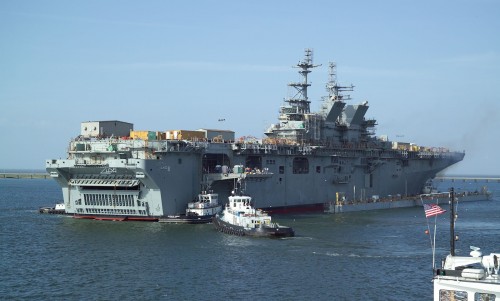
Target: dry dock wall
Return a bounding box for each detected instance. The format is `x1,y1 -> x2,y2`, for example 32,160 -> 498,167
327,194 -> 489,214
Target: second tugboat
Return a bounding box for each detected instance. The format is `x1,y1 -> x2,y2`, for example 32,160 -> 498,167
213,186 -> 294,238
159,191 -> 222,223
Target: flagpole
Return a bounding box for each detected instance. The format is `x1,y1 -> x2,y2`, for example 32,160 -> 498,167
450,187 -> 455,256
422,194 -> 447,270
433,214 -> 438,269
421,196 -> 434,253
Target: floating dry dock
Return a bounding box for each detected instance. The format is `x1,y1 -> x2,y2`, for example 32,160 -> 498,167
326,190 -> 491,214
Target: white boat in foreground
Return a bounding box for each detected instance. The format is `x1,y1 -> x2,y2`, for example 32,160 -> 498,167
432,189 -> 499,300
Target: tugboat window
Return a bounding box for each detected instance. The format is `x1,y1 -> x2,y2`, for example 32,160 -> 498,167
475,293 -> 496,300
439,290 -> 467,300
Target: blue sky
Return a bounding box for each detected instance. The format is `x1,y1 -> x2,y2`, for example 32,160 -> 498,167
1,0 -> 499,175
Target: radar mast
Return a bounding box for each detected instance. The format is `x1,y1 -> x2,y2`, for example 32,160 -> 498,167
326,62 -> 354,101
286,48 -> 320,114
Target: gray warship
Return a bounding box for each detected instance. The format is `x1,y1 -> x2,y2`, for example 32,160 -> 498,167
46,49 -> 464,221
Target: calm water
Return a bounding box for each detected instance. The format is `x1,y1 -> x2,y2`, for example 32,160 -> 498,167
1,178 -> 499,300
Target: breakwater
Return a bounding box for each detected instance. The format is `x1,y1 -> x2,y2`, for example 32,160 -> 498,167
435,176 -> 500,183
0,173 -> 50,179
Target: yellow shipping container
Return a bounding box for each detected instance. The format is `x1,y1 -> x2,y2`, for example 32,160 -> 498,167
179,130 -> 205,140
156,131 -> 167,140
166,130 -> 205,140
130,130 -> 156,140
410,144 -> 419,152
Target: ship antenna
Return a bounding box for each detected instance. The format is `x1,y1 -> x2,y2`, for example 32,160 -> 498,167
325,62 -> 338,98
287,48 -> 321,114
326,61 -> 354,101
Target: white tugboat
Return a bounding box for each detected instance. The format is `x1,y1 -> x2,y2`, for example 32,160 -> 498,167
213,187 -> 294,238
431,188 -> 499,300
159,191 -> 221,224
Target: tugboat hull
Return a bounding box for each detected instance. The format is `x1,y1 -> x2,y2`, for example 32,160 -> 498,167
158,214 -> 215,224
38,207 -> 66,214
213,214 -> 294,238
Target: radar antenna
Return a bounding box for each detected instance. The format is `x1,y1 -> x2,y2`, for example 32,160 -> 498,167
326,62 -> 354,101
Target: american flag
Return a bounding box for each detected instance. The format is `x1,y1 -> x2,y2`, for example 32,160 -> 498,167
423,203 -> 446,218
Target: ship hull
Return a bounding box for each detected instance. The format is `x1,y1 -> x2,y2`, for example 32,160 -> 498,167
258,203 -> 325,214
46,146 -> 465,220
208,145 -> 465,212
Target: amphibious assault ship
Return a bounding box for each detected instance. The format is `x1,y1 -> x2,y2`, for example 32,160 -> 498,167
46,49 -> 465,220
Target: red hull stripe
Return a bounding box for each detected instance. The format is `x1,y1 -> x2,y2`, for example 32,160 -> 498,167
72,215 -> 158,222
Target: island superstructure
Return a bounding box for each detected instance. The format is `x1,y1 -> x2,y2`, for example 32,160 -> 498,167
46,49 -> 465,220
